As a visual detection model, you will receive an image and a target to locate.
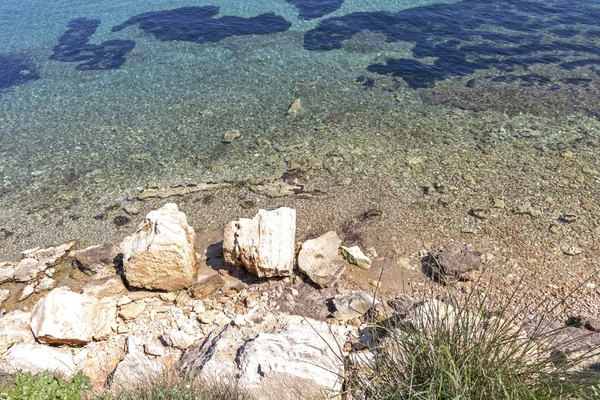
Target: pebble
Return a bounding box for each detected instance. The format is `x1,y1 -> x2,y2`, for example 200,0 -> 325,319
560,213 -> 578,223
549,224 -> 561,234
222,130 -> 241,144
513,205 -> 541,217
368,279 -> 381,288
581,202 -> 594,211
560,243 -> 582,256
492,199 -> 505,208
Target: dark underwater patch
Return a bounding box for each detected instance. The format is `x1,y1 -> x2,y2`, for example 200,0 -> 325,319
0,54 -> 39,91
112,6 -> 291,43
286,0 -> 344,20
304,0 -> 600,89
50,18 -> 135,70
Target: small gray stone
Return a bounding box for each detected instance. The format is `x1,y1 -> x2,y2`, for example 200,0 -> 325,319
333,291 -> 377,321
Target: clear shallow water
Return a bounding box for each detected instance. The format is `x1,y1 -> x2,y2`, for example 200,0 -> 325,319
1,0 -> 600,258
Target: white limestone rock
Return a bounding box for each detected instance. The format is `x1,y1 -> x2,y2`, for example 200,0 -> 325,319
30,287 -> 117,345
223,207 -> 296,278
161,329 -> 196,350
0,262 -> 15,284
340,246 -> 372,270
121,203 -> 197,291
0,310 -> 35,354
0,289 -> 9,308
180,315 -> 348,400
298,231 -> 345,288
0,343 -> 74,377
14,241 -> 76,282
111,336 -> 165,390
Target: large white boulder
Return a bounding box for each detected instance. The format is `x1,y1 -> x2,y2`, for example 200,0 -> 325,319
179,315 -> 349,400
30,287 -> 117,345
0,343 -> 75,377
121,203 -> 197,291
298,231 -> 345,288
223,207 -> 296,278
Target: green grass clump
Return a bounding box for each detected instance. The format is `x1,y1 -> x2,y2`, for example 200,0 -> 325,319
347,291 -> 600,400
0,370 -> 106,400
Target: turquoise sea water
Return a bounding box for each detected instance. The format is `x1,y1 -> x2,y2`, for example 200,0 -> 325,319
1,0 -> 600,258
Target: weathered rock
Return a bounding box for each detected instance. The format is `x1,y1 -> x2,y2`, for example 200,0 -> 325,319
14,241 -> 76,282
387,295 -> 414,315
298,231 -> 345,288
30,287 -> 117,345
119,301 -> 146,320
161,329 -> 196,350
34,277 -> 55,293
71,242 -> 120,276
179,315 -> 349,400
19,284 -> 35,301
145,339 -> 166,356
82,275 -> 128,298
224,207 -> 296,278
333,291 -> 377,321
111,336 -> 165,390
222,129 -> 241,144
425,244 -> 481,282
136,183 -> 231,201
0,263 -> 15,284
0,343 -> 74,377
0,289 -> 9,308
286,98 -> 302,117
0,310 -> 35,354
189,274 -> 225,299
121,203 -> 197,291
76,338 -> 125,390
340,246 -> 372,270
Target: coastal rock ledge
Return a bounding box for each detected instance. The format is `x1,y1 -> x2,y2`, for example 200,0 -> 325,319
121,203 -> 197,291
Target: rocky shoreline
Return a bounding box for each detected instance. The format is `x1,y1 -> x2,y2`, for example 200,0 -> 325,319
0,202 -> 599,398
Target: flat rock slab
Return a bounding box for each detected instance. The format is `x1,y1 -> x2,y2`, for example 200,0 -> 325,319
121,203 -> 197,291
224,207 -> 296,278
298,231 -> 345,288
14,241 -> 75,282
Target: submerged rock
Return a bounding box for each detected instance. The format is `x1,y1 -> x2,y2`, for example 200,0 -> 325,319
121,203 -> 197,291
298,231 -> 345,288
224,207 -> 296,278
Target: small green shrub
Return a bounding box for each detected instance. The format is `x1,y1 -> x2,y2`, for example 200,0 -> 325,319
0,370 -> 106,400
347,290 -> 600,400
